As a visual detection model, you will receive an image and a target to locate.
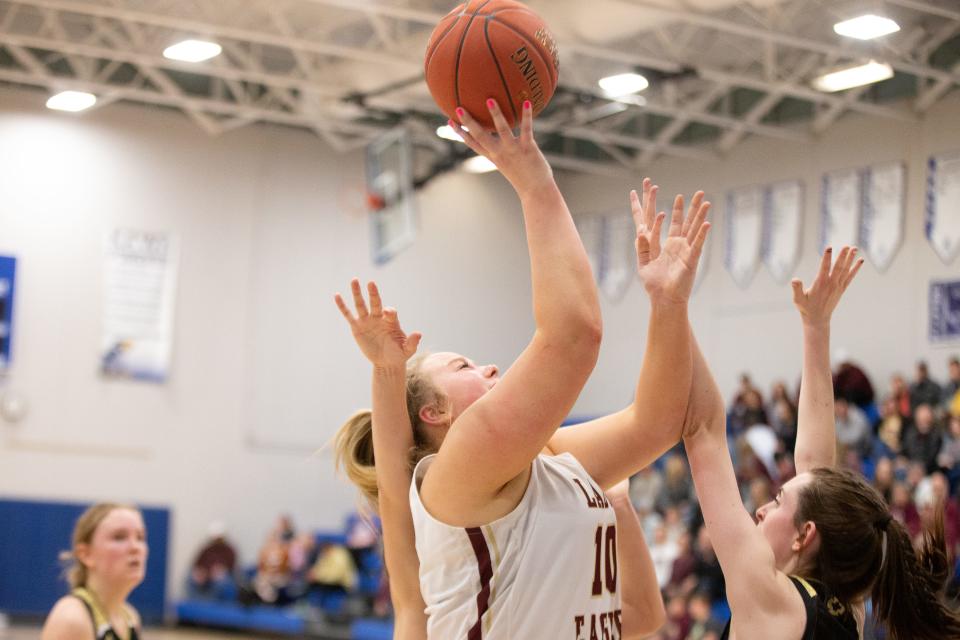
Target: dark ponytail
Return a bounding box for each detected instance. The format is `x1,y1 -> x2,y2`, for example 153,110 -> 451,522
796,467 -> 960,640
871,508 -> 960,639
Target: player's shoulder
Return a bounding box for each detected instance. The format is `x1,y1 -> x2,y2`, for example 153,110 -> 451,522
41,596 -> 94,640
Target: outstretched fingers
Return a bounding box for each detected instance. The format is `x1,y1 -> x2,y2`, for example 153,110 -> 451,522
685,200 -> 711,245
350,278 -> 369,318
367,281 -> 383,316
455,107 -> 494,150
334,293 -> 356,326
668,194 -> 685,237
689,221 -> 711,263
681,191 -> 705,238
642,179 -> 658,229
519,99 -> 534,143
815,247 -> 833,286
486,98 -> 515,140
842,255 -> 865,290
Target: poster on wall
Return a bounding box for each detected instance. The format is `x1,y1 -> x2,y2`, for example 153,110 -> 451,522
926,151 -> 960,264
762,180 -> 803,283
725,185 -> 764,288
101,229 -> 179,382
0,256 -> 16,372
862,162 -> 905,272
366,127 -> 417,265
821,168 -> 862,252
930,280 -> 960,341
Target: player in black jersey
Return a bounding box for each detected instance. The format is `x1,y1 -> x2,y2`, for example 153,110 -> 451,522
41,503 -> 146,640
661,210 -> 960,640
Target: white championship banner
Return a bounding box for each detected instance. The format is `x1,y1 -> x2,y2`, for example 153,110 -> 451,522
862,162 -> 905,272
724,185 -> 764,288
821,168 -> 862,252
926,151 -> 960,264
762,180 -> 803,283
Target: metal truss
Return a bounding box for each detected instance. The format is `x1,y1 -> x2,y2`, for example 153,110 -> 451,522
0,0 -> 957,175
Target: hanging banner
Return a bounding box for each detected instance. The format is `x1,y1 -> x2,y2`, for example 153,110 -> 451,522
926,151 -> 960,264
821,168 -> 862,252
862,162 -> 905,272
101,229 -> 179,383
0,256 -> 15,372
725,185 -> 764,288
930,280 -> 960,341
762,181 -> 803,283
599,213 -> 636,303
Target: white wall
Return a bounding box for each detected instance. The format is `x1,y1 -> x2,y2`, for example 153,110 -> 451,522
0,87 -> 533,603
559,95 -> 960,415
1,84 -> 959,605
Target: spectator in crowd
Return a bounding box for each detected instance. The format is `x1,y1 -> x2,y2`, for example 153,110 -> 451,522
874,395 -> 908,457
911,360 -> 943,411
689,527 -> 724,604
666,530 -> 696,596
768,397 -> 798,453
686,591 -> 723,640
649,524 -> 680,588
728,387 -> 767,436
833,396 -> 871,457
903,403 -> 943,473
873,456 -> 895,503
344,513 -> 378,574
890,373 -> 912,418
832,356 -> 875,408
939,414 -> 960,489
630,465 -> 663,516
945,356 -> 960,409
188,521 -> 237,600
660,595 -> 692,640
656,454 -> 696,516
744,477 -> 772,516
889,481 -> 921,535
251,518 -> 294,605
308,539 -> 357,596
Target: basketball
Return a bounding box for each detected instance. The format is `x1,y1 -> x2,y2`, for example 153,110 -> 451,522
424,0 -> 559,131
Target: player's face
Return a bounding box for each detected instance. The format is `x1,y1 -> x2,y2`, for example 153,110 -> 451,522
754,473 -> 812,570
422,352 -> 499,421
82,508 -> 148,588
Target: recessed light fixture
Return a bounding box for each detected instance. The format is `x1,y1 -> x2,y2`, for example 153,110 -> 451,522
163,39 -> 222,63
436,125 -> 464,142
462,156 -> 497,174
598,72 -> 649,98
46,90 -> 97,112
812,60 -> 894,92
833,14 -> 900,40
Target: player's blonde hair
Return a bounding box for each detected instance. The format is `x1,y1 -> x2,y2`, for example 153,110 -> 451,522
333,355 -> 446,511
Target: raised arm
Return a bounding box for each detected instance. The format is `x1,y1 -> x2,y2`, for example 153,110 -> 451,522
682,334 -> 807,636
792,247 -> 864,473
548,179 -> 710,488
606,480 -> 667,639
422,101 -> 602,522
335,280 -> 427,637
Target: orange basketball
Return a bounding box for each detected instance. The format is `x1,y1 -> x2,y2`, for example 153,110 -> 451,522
424,0 -> 559,131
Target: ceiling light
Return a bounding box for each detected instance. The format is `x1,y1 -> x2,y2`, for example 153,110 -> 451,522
462,156 -> 497,174
833,15 -> 900,40
46,91 -> 97,112
598,73 -> 649,98
163,39 -> 222,63
436,125 -> 464,142
812,60 -> 894,92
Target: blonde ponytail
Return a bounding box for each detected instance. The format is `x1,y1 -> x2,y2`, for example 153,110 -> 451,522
334,410 -> 380,510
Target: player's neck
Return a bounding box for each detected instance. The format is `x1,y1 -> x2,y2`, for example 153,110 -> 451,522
85,576 -> 128,619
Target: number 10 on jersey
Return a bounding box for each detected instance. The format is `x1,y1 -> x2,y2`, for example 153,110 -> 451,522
592,524 -> 618,596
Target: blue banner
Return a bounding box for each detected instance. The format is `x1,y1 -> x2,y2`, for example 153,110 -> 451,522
0,255 -> 15,370
930,280 -> 960,341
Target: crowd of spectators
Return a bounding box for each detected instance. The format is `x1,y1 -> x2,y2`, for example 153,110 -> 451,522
185,513 -> 386,618
631,354 -> 960,640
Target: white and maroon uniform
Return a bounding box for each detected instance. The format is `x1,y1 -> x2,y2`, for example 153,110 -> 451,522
410,452 -> 622,640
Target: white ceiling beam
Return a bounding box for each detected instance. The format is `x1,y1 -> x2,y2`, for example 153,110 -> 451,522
717,53 -> 821,152
641,84 -> 728,164
916,61 -> 960,112
884,0 -> 960,22
0,66 -> 382,138
5,0 -> 422,69
614,0 -> 960,84
0,32 -> 346,97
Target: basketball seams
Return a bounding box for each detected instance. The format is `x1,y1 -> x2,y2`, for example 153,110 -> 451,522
424,13 -> 464,72
454,0 -> 495,107
486,16 -> 558,89
483,17 -> 520,126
